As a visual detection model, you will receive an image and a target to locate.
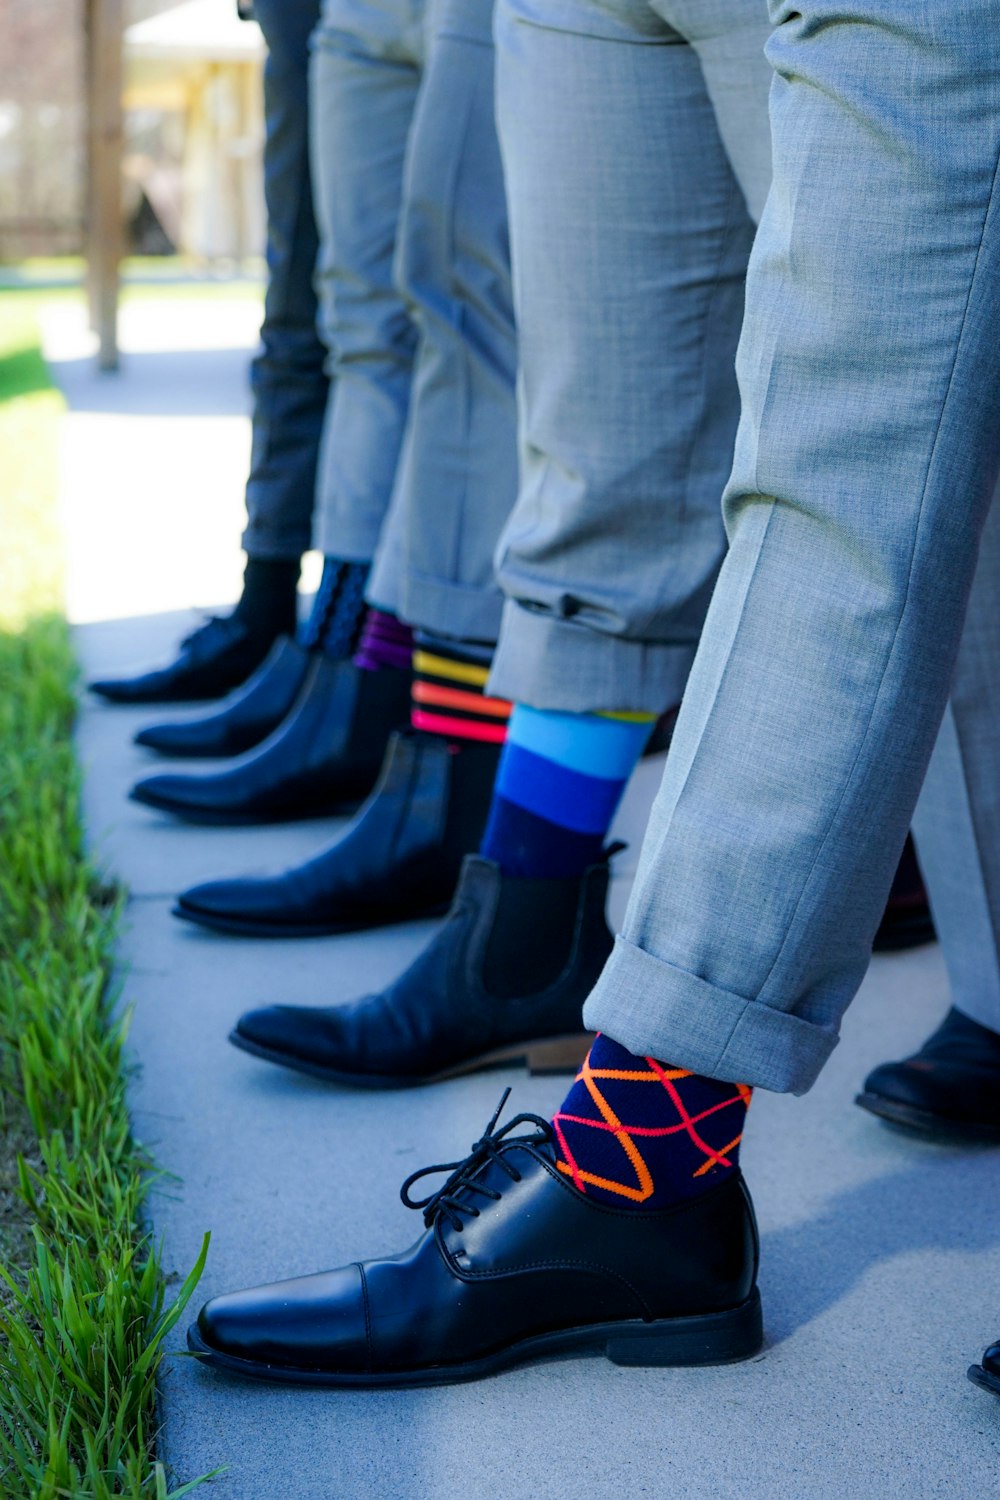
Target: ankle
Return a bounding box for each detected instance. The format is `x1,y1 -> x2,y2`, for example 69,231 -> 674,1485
552,1034 -> 751,1210
232,555 -> 300,639
354,608 -> 413,673
299,558 -> 370,657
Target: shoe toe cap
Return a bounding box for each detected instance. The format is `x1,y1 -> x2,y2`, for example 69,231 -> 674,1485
860,1060 -> 931,1110
177,870 -> 301,924
91,674 -> 159,703
134,721 -> 201,753
193,1267 -> 368,1373
130,772 -> 220,813
178,877 -> 282,922
232,1004 -> 338,1063
861,1058 -> 1000,1126
983,1342 -> 1000,1377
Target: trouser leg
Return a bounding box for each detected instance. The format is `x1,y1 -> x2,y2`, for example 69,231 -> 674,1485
585,2 -> 1000,1092
310,0 -> 425,561
368,0 -> 517,642
488,0 -> 769,712
242,0 -> 328,560
912,485 -> 1000,1035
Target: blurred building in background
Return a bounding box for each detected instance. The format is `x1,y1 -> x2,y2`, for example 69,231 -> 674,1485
0,0 -> 87,257
0,0 -> 264,265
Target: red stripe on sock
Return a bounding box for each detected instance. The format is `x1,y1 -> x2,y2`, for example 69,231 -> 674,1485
411,709 -> 508,744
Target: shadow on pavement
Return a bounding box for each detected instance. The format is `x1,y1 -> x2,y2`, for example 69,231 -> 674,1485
761,1150 -> 1000,1344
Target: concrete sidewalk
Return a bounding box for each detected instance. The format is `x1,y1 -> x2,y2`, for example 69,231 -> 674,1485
54,296 -> 1000,1499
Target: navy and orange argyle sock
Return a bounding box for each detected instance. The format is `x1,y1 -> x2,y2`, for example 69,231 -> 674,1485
552,1034 -> 751,1209
480,705 -> 655,879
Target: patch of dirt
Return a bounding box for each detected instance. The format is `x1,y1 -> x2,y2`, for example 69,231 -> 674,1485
0,1095 -> 40,1310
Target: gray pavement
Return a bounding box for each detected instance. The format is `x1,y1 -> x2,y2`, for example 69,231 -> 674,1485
59,299 -> 1000,1500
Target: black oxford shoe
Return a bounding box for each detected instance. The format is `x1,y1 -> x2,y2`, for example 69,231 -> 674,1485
188,1096 -> 763,1387
856,1006 -> 1000,1141
89,614 -> 276,705
129,656 -> 411,825
134,636 -> 311,758
229,853 -> 613,1085
968,1341 -> 1000,1398
173,730 -> 499,936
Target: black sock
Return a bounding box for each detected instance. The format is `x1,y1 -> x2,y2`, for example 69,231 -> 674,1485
231,556 -> 300,640
298,558 -> 371,658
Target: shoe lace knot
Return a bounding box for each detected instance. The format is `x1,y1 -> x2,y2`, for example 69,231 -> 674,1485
400,1088 -> 552,1231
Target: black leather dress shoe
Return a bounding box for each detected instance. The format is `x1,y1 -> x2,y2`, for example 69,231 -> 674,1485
229,854 -> 614,1085
129,656 -> 411,824
188,1097 -> 763,1387
872,834 -> 935,953
856,1006 -> 1000,1141
174,730 -> 500,936
969,1341 -> 1000,1398
89,614 -> 276,705
134,636 -> 311,758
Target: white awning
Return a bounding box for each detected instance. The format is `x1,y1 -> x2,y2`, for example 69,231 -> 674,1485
125,0 -> 264,62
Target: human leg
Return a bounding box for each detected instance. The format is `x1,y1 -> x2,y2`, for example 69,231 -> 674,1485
177,0 -> 523,932
367,0 -> 518,644
858,484 -> 1000,1140
487,0 -> 764,714
242,0 -> 328,567
308,0 -> 425,564
90,0 -> 323,707
584,1 -> 1000,1095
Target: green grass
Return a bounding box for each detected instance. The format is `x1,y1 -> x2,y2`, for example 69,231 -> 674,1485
0,256 -> 265,297
0,290 -> 210,1499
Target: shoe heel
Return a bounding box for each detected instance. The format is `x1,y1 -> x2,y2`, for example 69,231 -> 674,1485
525,1033 -> 595,1075
605,1291 -> 763,1368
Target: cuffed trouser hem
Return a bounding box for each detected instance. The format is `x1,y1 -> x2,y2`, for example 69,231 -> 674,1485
314,510 -> 385,566
241,529 -> 311,562
487,600 -> 695,714
582,936 -> 840,1096
374,568 -> 503,642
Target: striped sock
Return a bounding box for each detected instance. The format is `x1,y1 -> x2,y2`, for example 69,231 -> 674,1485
410,636 -> 511,746
298,558 -> 371,658
353,608 -> 414,673
552,1034 -> 751,1210
480,704 -> 655,879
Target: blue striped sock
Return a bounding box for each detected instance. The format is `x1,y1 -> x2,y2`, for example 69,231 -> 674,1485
480,705 -> 654,879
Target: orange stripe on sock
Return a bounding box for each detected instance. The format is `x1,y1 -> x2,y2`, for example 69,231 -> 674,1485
579,1052 -> 654,1201
411,709 -> 508,743
412,680 -> 511,719
555,1159 -> 653,1203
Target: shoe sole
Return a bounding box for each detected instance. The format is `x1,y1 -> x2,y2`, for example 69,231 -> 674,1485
129,788 -> 364,826
186,1290 -> 763,1387
968,1364 -> 1000,1398
90,689 -> 225,705
134,737 -> 270,759
228,1027 -> 594,1086
173,899 -> 452,939
855,1092 -> 1000,1144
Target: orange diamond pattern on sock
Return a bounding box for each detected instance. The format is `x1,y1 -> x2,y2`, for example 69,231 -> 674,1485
551,1034 -> 751,1207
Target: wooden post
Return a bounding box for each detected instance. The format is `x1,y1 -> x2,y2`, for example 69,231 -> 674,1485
85,0 -> 124,372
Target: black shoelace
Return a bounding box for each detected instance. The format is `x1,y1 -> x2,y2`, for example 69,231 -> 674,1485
400,1089 -> 553,1232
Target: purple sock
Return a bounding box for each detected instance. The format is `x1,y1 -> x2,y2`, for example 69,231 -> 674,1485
353,609 -> 413,673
